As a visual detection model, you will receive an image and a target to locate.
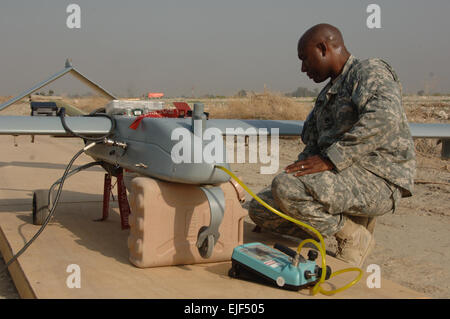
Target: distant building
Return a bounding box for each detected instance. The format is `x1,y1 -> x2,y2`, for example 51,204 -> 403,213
148,92 -> 164,99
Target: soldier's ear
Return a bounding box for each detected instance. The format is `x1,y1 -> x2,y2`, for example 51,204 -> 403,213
317,42 -> 327,57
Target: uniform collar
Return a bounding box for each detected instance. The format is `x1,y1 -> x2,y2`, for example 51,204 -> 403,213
327,54 -> 357,95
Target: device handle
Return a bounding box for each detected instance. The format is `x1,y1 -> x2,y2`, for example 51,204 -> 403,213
274,243 -> 297,259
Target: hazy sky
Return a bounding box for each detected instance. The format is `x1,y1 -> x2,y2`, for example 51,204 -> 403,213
0,0 -> 449,97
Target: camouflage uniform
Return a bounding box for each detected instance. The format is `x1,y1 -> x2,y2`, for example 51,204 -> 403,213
249,55 -> 416,238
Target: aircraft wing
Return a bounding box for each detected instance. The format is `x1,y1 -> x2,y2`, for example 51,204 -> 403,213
0,116 -> 112,136
0,116 -> 448,139
204,119 -> 303,136
205,119 -> 450,139
408,123 -> 450,139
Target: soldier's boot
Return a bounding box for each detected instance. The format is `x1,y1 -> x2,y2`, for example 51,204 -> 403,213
348,216 -> 377,234
335,218 -> 375,267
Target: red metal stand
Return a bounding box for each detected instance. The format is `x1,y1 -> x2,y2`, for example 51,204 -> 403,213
117,171 -> 131,230
100,173 -> 112,221
98,171 -> 131,230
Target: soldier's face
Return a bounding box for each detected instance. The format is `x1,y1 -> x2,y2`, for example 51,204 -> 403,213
298,40 -> 330,83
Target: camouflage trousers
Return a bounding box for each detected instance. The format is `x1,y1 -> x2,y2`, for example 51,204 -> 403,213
248,164 -> 401,238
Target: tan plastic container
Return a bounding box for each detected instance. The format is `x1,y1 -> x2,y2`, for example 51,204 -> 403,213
127,177 -> 248,268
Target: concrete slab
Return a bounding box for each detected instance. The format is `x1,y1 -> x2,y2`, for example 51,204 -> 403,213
0,136 -> 427,299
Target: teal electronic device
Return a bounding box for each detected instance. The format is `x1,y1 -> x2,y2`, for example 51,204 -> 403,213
229,242 -> 331,291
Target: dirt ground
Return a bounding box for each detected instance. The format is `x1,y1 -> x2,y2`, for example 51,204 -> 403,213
0,96 -> 449,299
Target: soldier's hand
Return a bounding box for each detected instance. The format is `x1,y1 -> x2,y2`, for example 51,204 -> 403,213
285,155 -> 334,177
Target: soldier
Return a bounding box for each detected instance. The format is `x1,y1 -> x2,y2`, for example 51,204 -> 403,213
248,23 -> 416,267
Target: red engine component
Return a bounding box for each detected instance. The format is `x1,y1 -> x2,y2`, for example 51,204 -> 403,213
129,102 -> 191,130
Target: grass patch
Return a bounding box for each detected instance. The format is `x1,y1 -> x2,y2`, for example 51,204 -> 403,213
208,90 -> 312,120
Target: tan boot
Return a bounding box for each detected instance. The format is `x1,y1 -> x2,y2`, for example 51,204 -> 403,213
335,218 -> 375,267
348,216 -> 377,234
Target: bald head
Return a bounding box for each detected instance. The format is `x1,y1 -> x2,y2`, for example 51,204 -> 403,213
298,24 -> 346,52
297,24 -> 350,83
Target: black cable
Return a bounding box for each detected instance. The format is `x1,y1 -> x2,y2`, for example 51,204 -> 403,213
1,108 -> 114,274
89,107 -> 106,116
47,161 -> 102,207
0,143 -> 97,275
58,107 -> 115,142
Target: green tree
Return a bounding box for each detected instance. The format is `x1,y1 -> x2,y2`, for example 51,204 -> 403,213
236,89 -> 247,98
287,86 -> 316,97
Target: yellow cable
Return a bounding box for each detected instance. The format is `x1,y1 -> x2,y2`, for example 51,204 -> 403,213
216,165 -> 363,296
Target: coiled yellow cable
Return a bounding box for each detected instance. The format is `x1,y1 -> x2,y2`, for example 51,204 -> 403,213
216,165 -> 363,296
